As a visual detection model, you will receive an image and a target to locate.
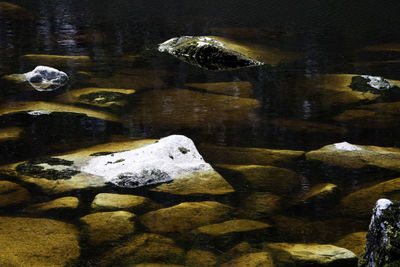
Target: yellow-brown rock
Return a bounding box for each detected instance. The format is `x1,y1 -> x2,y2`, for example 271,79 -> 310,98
21,54 -> 92,68
194,219 -> 272,236
24,196 -> 78,214
185,249 -> 218,267
220,252 -> 275,267
91,193 -> 157,213
334,232 -> 367,257
238,192 -> 281,219
0,181 -> 31,207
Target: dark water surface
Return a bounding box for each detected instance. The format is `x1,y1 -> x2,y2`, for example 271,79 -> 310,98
1,0 -> 400,266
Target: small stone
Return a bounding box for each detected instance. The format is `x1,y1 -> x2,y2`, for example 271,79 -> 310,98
0,181 -> 31,208
220,252 -> 275,267
91,193 -> 157,213
139,201 -> 233,233
80,211 -> 136,246
24,196 -> 79,214
185,249 -> 218,267
24,66 -> 68,91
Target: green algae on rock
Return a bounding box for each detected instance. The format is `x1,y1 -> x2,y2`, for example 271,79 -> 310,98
0,217 -> 80,266
158,36 -> 264,70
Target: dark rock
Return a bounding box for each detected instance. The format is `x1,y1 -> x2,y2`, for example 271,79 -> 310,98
350,75 -> 400,95
359,199 -> 400,267
158,36 -> 264,70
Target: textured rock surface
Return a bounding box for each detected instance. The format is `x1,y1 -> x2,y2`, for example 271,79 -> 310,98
0,181 -> 31,208
185,249 -> 218,267
334,232 -> 367,257
350,75 -> 399,94
140,201 -> 233,233
24,196 -> 79,214
91,193 -> 157,212
0,217 -> 80,266
80,211 -> 136,246
24,66 -> 68,91
220,252 -> 275,267
238,192 -> 281,219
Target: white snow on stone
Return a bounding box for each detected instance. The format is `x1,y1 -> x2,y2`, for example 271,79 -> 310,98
361,75 -> 394,90
80,135 -> 213,187
24,66 -> 68,91
196,41 -> 210,47
334,142 -> 363,151
27,110 -> 52,116
375,198 -> 393,218
158,37 -> 178,53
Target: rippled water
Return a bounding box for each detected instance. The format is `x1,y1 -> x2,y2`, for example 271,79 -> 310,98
1,0 -> 400,266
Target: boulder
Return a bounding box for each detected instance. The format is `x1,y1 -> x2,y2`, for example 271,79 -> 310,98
185,81 -> 254,98
306,142 -> 400,171
185,249 -> 218,267
333,232 -> 367,257
266,243 -> 357,266
23,66 -> 68,91
158,36 -> 264,70
91,193 -> 158,213
359,199 -> 400,267
198,144 -> 304,166
24,196 -> 79,214
0,181 -> 31,208
140,201 -> 233,233
0,217 -> 79,266
220,252 -> 275,267
98,233 -> 185,266
126,88 -> 260,130
336,178 -> 400,218
220,242 -> 255,263
80,211 -> 136,246
238,192 -> 281,219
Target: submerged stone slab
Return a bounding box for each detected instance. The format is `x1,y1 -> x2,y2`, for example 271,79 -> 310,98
158,36 -> 264,70
127,88 -> 260,130
24,196 -> 79,214
0,181 -> 31,208
363,43 -> 400,52
140,201 -> 233,233
24,66 -> 68,91
193,219 -> 272,237
0,217 -> 80,266
266,243 -> 357,266
306,142 -> 400,171
185,81 -> 254,98
91,193 -> 157,213
293,183 -> 341,210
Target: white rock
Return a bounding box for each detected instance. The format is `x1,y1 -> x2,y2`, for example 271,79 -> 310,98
334,142 -> 362,151
80,135 -> 213,188
361,75 -> 394,90
24,66 -> 68,91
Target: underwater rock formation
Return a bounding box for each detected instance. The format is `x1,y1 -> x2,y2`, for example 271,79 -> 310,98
24,66 -> 68,91
158,36 -> 264,70
359,199 -> 400,267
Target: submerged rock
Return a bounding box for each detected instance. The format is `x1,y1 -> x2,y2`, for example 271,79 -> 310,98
91,193 -> 158,213
158,36 -> 264,70
21,54 -> 92,68
238,192 -> 282,219
0,127 -> 23,141
334,232 -> 367,257
220,252 -> 275,267
0,217 -> 79,266
359,199 -> 400,267
24,196 -> 79,214
350,75 -> 399,94
24,66 -> 68,91
185,249 -> 218,267
0,181 -> 31,208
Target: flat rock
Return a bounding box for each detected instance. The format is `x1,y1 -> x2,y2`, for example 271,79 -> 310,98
306,142 -> 400,171
266,243 -> 357,266
0,181 -> 31,208
185,249 -> 218,267
91,193 -> 158,213
215,164 -> 302,194
80,211 -> 136,246
126,88 -> 260,130
185,81 -> 254,98
334,232 -> 367,257
99,233 -> 185,266
336,177 -> 400,218
24,196 -> 79,214
220,252 -> 275,267
0,217 -> 79,266
198,144 -> 304,166
21,54 -> 92,68
238,192 -> 281,219
140,201 -> 233,233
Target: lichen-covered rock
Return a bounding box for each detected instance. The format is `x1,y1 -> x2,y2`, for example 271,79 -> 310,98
23,66 -> 68,91
220,252 -> 275,267
159,36 -> 264,70
359,199 -> 400,267
80,211 -> 136,246
24,196 -> 79,214
350,75 -> 400,94
185,249 -> 218,267
0,217 -> 80,266
140,201 -> 233,233
0,181 -> 31,208
91,193 -> 158,213
98,233 -> 185,266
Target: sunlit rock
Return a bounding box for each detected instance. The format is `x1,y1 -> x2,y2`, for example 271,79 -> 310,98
266,243 -> 357,266
91,193 -> 159,213
23,66 -> 68,91
80,211 -> 136,246
306,142 -> 400,171
336,178 -> 400,218
334,102 -> 400,128
185,81 -> 254,98
220,252 -> 275,267
215,164 -> 302,194
0,217 -> 79,266
238,192 -> 281,219
126,88 -> 260,130
0,2 -> 34,20
0,181 -> 31,208
158,36 -> 264,70
139,201 -> 233,233
98,233 -> 185,266
24,196 -> 79,214
185,249 -> 218,267
334,232 -> 367,257
21,54 -> 92,68
359,199 -> 400,267
198,144 -> 304,166
292,183 -> 341,211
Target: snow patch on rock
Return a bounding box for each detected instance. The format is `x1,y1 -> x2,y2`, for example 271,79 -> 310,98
361,75 -> 394,90
334,142 -> 362,151
80,135 -> 213,188
24,66 -> 68,91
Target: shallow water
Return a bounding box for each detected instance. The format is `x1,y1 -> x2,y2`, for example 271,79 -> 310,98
1,0 -> 400,266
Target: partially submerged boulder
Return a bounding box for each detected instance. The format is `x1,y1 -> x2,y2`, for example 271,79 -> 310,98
158,36 -> 264,70
24,66 -> 68,91
349,75 -> 399,94
359,199 -> 400,267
